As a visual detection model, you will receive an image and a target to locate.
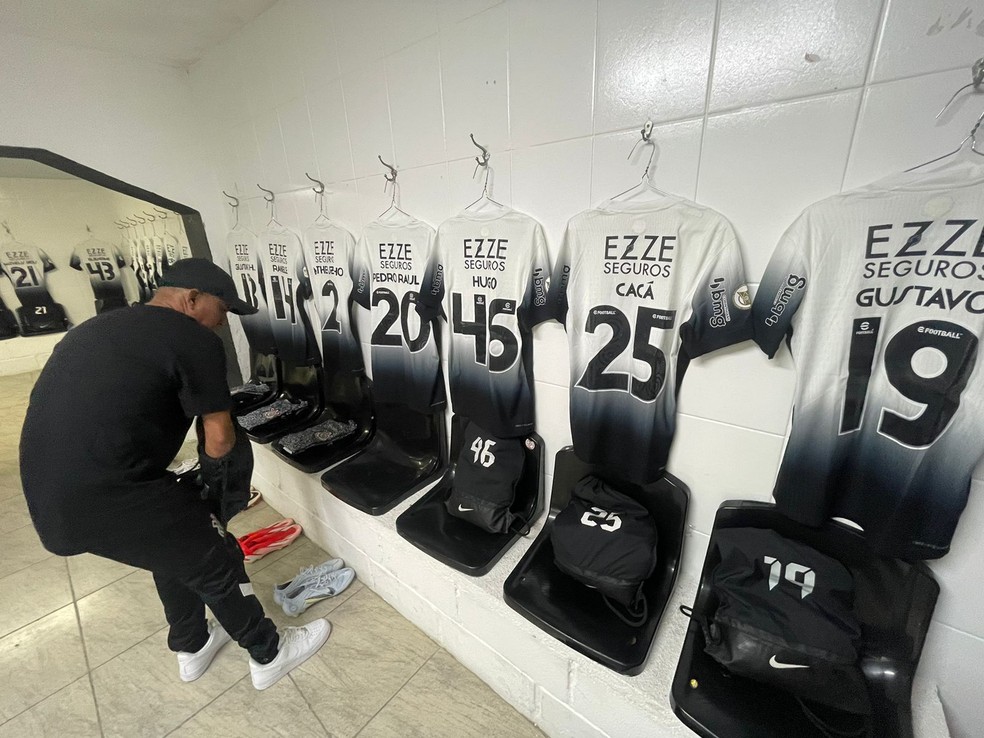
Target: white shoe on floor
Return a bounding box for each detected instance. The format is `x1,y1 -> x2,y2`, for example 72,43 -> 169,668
248,619 -> 332,691
177,620 -> 232,682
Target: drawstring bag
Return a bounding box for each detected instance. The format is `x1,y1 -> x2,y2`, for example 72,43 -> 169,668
698,527 -> 872,722
446,419 -> 526,534
551,475 -> 658,626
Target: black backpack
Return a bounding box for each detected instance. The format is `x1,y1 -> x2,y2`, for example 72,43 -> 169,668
698,527 -> 871,719
551,476 -> 658,625
445,419 -> 526,534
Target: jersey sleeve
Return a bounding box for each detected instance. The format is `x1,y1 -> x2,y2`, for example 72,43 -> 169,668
69,250 -> 82,271
752,213 -> 812,359
351,236 -> 372,310
546,221 -> 574,325
176,329 -> 233,417
416,229 -> 445,322
679,224 -> 754,358
521,222 -> 552,328
40,249 -> 56,272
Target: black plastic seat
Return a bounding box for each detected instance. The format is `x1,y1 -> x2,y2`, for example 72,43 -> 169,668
395,415 -> 545,576
238,362 -> 324,444
321,402 -> 447,515
503,447 -> 689,675
270,372 -> 374,473
670,500 -> 940,738
231,352 -> 281,413
17,302 -> 69,334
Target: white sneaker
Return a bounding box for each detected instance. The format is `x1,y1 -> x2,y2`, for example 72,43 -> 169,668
249,619 -> 332,691
176,620 -> 232,682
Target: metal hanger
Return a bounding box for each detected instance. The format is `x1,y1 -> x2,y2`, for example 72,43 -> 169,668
257,183 -> 282,227
935,57 -> 984,120
223,190 -> 241,229
906,108 -> 984,172
463,134 -> 505,213
377,155 -> 412,221
609,120 -> 675,203
305,172 -> 331,225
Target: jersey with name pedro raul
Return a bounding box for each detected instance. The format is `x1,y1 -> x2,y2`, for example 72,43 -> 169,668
70,239 -> 128,310
225,226 -> 275,354
418,208 -> 551,437
0,242 -> 58,311
753,161 -> 984,560
352,216 -> 445,413
302,221 -> 363,373
549,197 -> 752,484
257,224 -> 319,365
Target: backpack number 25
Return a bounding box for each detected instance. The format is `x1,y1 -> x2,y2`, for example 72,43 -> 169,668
580,506 -> 622,532
470,437 -> 497,467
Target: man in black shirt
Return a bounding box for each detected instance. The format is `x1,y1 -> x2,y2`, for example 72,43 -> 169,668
20,258 -> 330,690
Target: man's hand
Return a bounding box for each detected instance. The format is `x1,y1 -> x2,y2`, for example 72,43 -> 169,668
198,411 -> 253,524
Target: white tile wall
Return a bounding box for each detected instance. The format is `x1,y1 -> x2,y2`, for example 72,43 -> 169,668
6,0 -> 979,734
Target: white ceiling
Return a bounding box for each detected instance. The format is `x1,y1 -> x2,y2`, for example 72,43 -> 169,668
0,0 -> 279,69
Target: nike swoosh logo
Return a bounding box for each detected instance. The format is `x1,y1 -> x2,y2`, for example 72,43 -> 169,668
769,655 -> 809,670
457,505 -> 474,512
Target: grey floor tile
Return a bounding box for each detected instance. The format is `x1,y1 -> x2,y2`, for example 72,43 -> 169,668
0,605 -> 89,722
329,589 -> 439,664
290,607 -> 438,737
0,492 -> 31,534
0,521 -> 54,579
93,628 -> 248,738
77,569 -> 167,668
358,650 -> 545,738
67,552 -> 137,599
0,676 -> 100,738
169,673 -> 328,737
0,555 -> 73,638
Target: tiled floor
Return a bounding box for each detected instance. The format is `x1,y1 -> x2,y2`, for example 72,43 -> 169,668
0,372 -> 545,738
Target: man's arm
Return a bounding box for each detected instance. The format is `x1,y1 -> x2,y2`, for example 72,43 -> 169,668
201,410 -> 236,458
197,411 -> 254,523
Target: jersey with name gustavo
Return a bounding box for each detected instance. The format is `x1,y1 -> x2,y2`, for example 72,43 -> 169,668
0,242 -> 57,308
418,208 -> 550,437
225,226 -> 275,353
302,221 -> 363,373
550,197 -> 752,484
753,160 -> 984,559
70,239 -> 128,303
257,224 -> 319,365
352,216 -> 445,412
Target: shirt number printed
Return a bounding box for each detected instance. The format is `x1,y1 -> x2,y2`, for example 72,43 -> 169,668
451,292 -> 519,373
840,318 -> 978,447
580,506 -> 622,532
238,273 -> 260,312
576,305 -> 675,402
370,288 -> 431,352
269,275 -> 297,323
320,280 -> 340,332
470,437 -> 497,467
85,261 -> 116,281
10,265 -> 41,288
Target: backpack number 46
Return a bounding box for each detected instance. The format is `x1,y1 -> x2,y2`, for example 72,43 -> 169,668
580,506 -> 622,532
470,437 -> 497,467
764,556 -> 815,599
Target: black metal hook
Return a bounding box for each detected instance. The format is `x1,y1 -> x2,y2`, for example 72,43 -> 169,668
377,155 -> 398,182
469,133 -> 491,167
256,184 -> 275,203
305,172 -> 326,195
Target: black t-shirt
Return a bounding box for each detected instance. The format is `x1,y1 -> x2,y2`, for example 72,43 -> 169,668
20,304 -> 232,554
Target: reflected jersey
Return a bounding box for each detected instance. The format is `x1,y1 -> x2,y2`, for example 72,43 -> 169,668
352,217 -> 445,413
418,209 -> 551,437
225,227 -> 275,353
548,198 -> 752,484
302,222 -> 363,373
257,225 -> 319,365
753,161 -> 984,559
0,242 -> 58,312
70,239 -> 128,311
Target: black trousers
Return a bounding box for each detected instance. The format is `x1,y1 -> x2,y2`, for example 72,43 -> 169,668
87,499 -> 279,663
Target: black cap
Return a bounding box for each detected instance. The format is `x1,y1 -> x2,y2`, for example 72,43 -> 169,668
160,258 -> 258,315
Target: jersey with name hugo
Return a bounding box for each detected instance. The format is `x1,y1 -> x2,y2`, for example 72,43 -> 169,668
352,217 -> 445,413
753,161 -> 984,559
257,224 -> 319,365
302,221 -> 363,373
549,197 -> 752,484
225,226 -> 275,353
418,209 -> 551,437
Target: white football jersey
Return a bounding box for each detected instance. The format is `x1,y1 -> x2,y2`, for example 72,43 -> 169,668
70,239 -> 128,311
256,224 -> 319,365
0,242 -> 58,310
418,208 -> 551,437
753,160 -> 984,559
352,216 -> 445,413
302,221 -> 363,373
549,198 -> 752,484
225,226 -> 275,353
